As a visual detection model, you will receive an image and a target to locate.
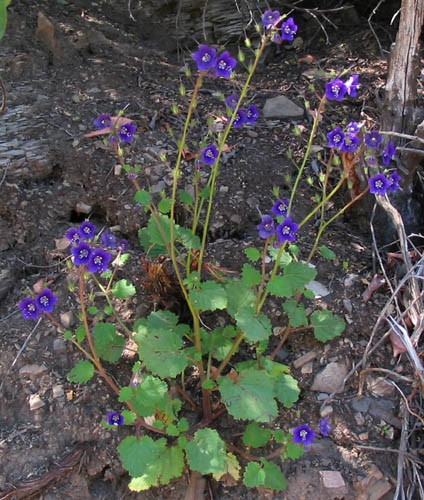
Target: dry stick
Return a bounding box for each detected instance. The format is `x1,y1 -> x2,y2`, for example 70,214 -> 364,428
0,75 -> 6,114
368,0 -> 387,58
380,130 -> 424,145
394,400 -> 408,500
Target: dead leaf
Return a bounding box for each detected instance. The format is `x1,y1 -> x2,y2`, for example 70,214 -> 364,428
55,237 -> 70,251
362,274 -> 386,303
33,279 -> 46,294
298,54 -> 316,64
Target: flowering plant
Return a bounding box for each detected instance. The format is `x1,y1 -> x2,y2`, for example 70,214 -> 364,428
18,6 -> 397,494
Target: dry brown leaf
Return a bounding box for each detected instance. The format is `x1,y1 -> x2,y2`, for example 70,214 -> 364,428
362,274 -> 386,303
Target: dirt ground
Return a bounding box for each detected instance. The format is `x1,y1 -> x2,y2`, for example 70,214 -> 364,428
0,1 -> 423,499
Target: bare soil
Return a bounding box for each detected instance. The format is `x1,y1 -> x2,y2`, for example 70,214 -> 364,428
0,1 -> 422,499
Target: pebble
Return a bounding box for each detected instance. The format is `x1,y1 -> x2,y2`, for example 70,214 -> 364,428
320,405 -> 333,418
293,350 -> 317,369
19,364 -> 48,377
263,95 -> 304,119
60,311 -> 75,329
52,384 -> 64,398
29,393 -> 45,410
354,412 -> 365,425
301,361 -> 314,374
53,338 -> 67,353
311,362 -> 348,394
351,397 -> 371,413
319,470 -> 346,489
76,201 -> 92,214
358,432 -> 369,440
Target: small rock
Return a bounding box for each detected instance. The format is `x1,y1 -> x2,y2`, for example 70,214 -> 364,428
246,130 -> 258,137
358,432 -> 369,440
219,186 -> 229,193
53,338 -> 67,353
351,397 -> 371,413
76,201 -> 92,214
356,465 -> 392,500
311,362 -> 348,394
35,12 -> 60,56
344,273 -> 358,287
52,384 -> 64,398
354,412 -> 365,425
230,214 -> 242,224
151,180 -> 166,193
19,364 -> 48,377
320,405 -> 333,418
29,394 -> 45,410
60,311 -> 75,329
263,96 -> 304,120
301,361 -> 314,374
305,280 -> 330,298
293,350 -> 317,369
343,298 -> 353,314
319,470 -> 346,489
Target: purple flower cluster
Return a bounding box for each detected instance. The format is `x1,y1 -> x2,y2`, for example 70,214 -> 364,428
224,93 -> 259,127
65,222 -> 129,272
293,418 -> 332,446
19,288 -> 58,320
261,10 -> 298,43
93,114 -> 137,143
192,45 -> 237,78
369,170 -> 401,195
257,199 -> 299,243
325,75 -> 359,101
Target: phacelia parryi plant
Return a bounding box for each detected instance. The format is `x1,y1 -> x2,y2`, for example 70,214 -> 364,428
19,8 -> 400,493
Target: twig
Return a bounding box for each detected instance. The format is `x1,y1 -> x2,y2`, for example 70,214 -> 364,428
0,160 -> 9,189
127,0 -> 135,22
380,131 -> 424,145
0,317 -> 43,392
0,75 -> 6,114
394,400 -> 408,500
368,0 -> 387,59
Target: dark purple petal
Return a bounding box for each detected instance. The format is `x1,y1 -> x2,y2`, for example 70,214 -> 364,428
345,75 -> 359,97
262,9 -> 281,29
78,221 -> 96,240
382,141 -> 396,166
369,173 -> 390,195
271,199 -> 289,217
108,412 -> 124,426
233,109 -> 247,128
257,214 -> 275,239
192,45 -> 217,71
88,248 -> 112,273
293,424 -> 316,445
93,113 -> 111,130
327,127 -> 345,148
117,239 -> 130,252
388,170 -> 402,192
19,297 -> 39,320
246,104 -> 259,124
119,123 -> 137,143
201,144 -> 219,165
365,131 -> 383,149
341,133 -> 360,152
325,79 -> 348,101
319,417 -> 332,437
225,93 -> 239,110
65,227 -> 80,244
215,51 -> 237,78
71,242 -> 93,265
35,288 -> 58,313
100,231 -> 117,248
346,121 -> 361,134
281,17 -> 298,41
277,217 -> 299,243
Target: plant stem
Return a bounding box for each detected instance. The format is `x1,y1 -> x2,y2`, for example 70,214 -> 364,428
212,332 -> 245,380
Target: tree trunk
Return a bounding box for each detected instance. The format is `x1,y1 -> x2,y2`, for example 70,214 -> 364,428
378,0 -> 424,240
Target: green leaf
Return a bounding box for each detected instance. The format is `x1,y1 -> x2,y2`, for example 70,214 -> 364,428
87,306 -> 98,315
202,325 -> 236,361
310,309 -> 345,342
76,325 -> 86,343
224,279 -> 255,318
134,190 -> 152,207
176,225 -> 201,250
155,444 -> 185,485
200,186 -> 211,199
118,435 -> 159,481
242,423 -> 272,448
235,308 -> 272,343
202,379 -> 215,390
283,300 -> 308,327
267,275 -> 293,298
320,245 -> 336,260
274,373 -> 300,409
104,305 -> 114,315
286,440 -> 304,460
242,263 -> 262,286
122,410 -> 137,425
179,189 -> 194,206
67,360 -> 94,383
243,462 -> 265,488
262,460 -> 287,491
130,376 -> 168,417
135,320 -> 189,378
273,429 -> 289,444
158,198 -> 172,214
268,247 -> 292,267
284,261 -> 317,289
93,322 -> 125,363
304,289 -> 315,299
177,417 -> 189,433
213,453 -> 241,482
245,247 -> 260,262
64,330 -> 72,340
119,386 -> 134,402
0,0 -> 10,41
185,428 -> 226,474
219,368 -> 277,422
189,281 -> 227,311
112,279 -> 136,299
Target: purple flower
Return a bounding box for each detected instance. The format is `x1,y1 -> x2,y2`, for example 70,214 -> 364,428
225,93 -> 239,110
19,297 -> 39,320
93,113 -> 111,130
35,289 -> 58,313
272,199 -> 289,217
246,104 -> 259,124
341,133 -> 360,153
327,127 -> 345,149
78,221 -> 96,240
201,144 -> 219,165
262,9 -> 281,29
192,45 -> 217,71
365,131 -> 383,149
281,17 -> 298,41
88,248 -> 112,273
215,51 -> 237,78
345,75 -> 359,97
117,239 -> 130,252
366,154 -> 377,166
108,412 -> 124,426
325,79 -> 348,101
233,109 -> 247,128
119,123 -> 136,143
272,31 -> 283,44
388,170 -> 401,192
369,173 -> 390,195
71,242 -> 93,265
293,424 -> 316,445
382,141 -> 396,166
100,231 -> 117,248
257,214 -> 275,239
277,217 -> 299,243
347,121 -> 361,134
319,417 -> 332,437
65,227 -> 80,245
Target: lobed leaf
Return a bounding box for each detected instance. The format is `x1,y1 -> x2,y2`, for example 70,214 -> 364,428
93,322 -> 125,363
235,308 -> 272,343
310,309 -> 345,342
185,428 -> 227,474
224,279 -> 255,318
112,279 -> 136,299
283,300 -> 308,327
241,263 -> 262,287
242,422 -> 272,448
67,360 -> 94,383
189,281 -> 227,311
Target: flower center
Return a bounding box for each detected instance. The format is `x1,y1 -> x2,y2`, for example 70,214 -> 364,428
202,53 -> 211,62
331,85 -> 340,96
334,134 -> 342,143
375,180 -> 383,188
94,256 -> 103,265
282,226 -> 291,234
205,149 -> 215,158
299,430 -> 308,441
265,223 -> 273,231
83,227 -> 91,234
218,60 -> 227,70
79,249 -> 89,259
28,303 -> 36,312
39,296 -> 49,306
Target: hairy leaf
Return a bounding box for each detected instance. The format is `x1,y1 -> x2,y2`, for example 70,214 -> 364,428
242,422 -> 272,448
112,279 -> 136,299
190,281 -> 227,311
224,279 -> 256,318
243,462 -> 265,488
241,263 -> 262,286
235,308 -> 272,343
185,428 -> 227,474
93,322 -> 125,363
213,453 -> 241,482
283,300 -> 308,327
67,360 -> 94,383
310,309 -> 345,342
262,460 -> 287,491
130,376 -> 168,417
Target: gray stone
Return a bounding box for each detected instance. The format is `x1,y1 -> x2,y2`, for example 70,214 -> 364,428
53,338 -> 67,353
320,405 -> 333,418
19,364 -> 48,377
319,470 -> 346,489
52,384 -> 64,398
351,397 -> 371,413
263,96 -> 304,119
60,311 -> 75,329
29,393 -> 45,410
311,362 -> 348,394
293,350 -> 317,369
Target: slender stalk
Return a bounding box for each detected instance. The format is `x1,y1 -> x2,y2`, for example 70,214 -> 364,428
212,332 -> 245,380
